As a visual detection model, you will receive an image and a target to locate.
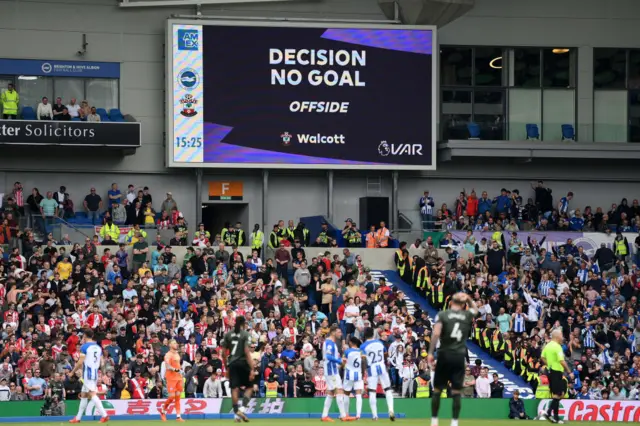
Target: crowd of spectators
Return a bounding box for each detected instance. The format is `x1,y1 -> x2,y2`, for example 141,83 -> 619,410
401,205 -> 640,400
420,181 -> 640,234
0,177 -> 432,407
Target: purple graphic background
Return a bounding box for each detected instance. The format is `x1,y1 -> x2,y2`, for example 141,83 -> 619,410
202,27 -> 433,165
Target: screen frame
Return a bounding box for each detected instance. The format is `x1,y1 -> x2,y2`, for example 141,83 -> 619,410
166,18 -> 438,170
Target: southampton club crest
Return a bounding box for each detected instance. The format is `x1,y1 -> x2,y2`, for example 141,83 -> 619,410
179,94 -> 198,117
281,132 -> 292,146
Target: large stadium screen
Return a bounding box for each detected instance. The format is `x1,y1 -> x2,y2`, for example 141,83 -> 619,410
167,20 -> 437,170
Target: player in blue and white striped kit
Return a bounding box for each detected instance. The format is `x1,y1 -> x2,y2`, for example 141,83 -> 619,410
68,329 -> 109,424
342,337 -> 364,419
322,324 -> 353,422
361,328 -> 395,421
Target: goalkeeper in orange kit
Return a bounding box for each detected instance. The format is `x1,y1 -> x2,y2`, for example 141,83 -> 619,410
160,339 -> 185,422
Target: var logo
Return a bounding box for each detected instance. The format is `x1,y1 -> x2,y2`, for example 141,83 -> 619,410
378,141 -> 423,157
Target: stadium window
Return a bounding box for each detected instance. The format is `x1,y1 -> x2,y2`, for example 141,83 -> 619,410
593,48 -> 627,89
87,79 -> 119,111
512,48 -> 541,88
16,76 -> 53,110
628,49 -> 640,89
440,47 -> 472,86
441,89 -> 471,139
542,48 -> 577,88
473,90 -> 506,140
628,90 -> 640,142
54,78 -> 85,105
474,47 -> 504,87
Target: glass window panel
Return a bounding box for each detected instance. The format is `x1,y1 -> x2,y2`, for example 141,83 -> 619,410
440,47 -> 472,86
629,90 -> 640,142
628,50 -> 640,89
474,47 -> 503,86
513,48 -> 541,88
473,90 -> 505,140
86,79 -> 119,110
594,90 -> 627,142
508,89 -> 541,140
441,89 -> 471,140
543,48 -> 576,88
593,48 -> 626,89
16,76 -> 53,111
542,89 -> 575,141
54,78 -> 85,106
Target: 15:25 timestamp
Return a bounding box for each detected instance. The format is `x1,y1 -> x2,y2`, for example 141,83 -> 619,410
175,136 -> 202,148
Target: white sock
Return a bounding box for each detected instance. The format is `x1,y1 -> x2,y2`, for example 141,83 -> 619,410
322,396 -> 334,418
342,393 -> 350,417
337,394 -> 347,419
91,395 -> 107,418
369,391 -> 378,418
86,400 -> 94,416
431,417 -> 439,426
385,389 -> 395,413
451,419 -> 459,426
76,398 -> 89,421
355,394 -> 363,418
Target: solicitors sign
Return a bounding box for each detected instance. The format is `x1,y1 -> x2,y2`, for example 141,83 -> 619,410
0,119 -> 140,147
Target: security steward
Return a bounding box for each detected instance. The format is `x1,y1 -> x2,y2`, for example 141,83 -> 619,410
268,224 -> 280,249
250,224 -> 264,257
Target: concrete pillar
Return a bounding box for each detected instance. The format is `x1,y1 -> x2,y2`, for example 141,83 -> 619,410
577,47 -> 594,142
392,171 -> 399,232
195,169 -> 203,225
327,170 -> 334,222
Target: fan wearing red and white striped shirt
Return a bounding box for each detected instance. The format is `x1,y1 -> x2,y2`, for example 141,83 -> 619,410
86,307 -> 104,329
185,338 -> 198,362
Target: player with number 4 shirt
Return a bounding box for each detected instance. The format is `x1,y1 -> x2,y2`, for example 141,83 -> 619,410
428,292 -> 479,426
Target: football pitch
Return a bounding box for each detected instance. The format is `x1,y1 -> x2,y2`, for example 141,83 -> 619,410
0,420 -> 611,426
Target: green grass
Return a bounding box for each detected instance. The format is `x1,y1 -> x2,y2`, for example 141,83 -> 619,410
0,420 -> 609,426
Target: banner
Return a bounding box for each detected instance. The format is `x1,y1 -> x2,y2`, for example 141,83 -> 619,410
0,120 -> 141,147
168,20 -> 436,170
94,225 -> 133,243
90,398 -> 222,416
0,58 -> 120,78
450,231 -> 637,258
537,399 -> 640,422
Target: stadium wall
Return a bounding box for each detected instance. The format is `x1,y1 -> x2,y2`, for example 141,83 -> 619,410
2,0 -> 640,233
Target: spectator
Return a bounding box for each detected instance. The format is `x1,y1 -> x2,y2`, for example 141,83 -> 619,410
475,367 -> 491,398
508,390 -> 529,419
52,97 -> 65,119
37,97 -> 53,120
66,98 -> 80,118
490,373 -> 505,398
38,191 -> 58,233
1,83 -> 19,119
87,106 -> 101,122
108,183 -> 122,209
161,192 -> 178,215
79,100 -> 90,120
83,187 -> 103,225
461,366 -> 475,398
58,107 -> 71,121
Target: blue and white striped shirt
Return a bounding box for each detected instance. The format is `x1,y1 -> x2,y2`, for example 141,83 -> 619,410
513,313 -> 526,333
538,280 -> 555,297
323,339 -> 341,376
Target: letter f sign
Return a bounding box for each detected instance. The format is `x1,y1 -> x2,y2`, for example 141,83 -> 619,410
222,183 -> 229,195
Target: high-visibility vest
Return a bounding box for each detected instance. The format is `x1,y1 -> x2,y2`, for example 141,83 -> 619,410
481,329 -> 491,349
415,378 -> 430,398
398,258 -> 407,277
100,223 -> 120,241
616,239 -> 628,255
366,232 -> 376,248
265,381 -> 278,398
236,229 -> 245,246
491,231 -> 502,247
251,231 -> 264,249
348,230 -> 362,245
1,90 -> 19,115
127,228 -> 147,242
492,330 -> 501,352
416,267 -> 429,289
268,232 -> 278,249
503,340 -> 513,365
376,228 -> 389,247
318,231 -> 328,244
221,227 -> 229,243
535,375 -> 550,399
395,250 -> 403,269
181,377 -> 186,398
430,282 -> 444,305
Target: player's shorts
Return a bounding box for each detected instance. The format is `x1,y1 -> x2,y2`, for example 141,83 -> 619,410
433,351 -> 466,391
366,370 -> 391,390
549,370 -> 566,396
81,379 -> 98,393
166,378 -> 184,394
229,360 -> 252,390
343,379 -> 364,392
325,374 -> 343,391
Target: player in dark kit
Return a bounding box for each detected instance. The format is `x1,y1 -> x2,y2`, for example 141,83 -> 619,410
428,292 -> 478,426
222,316 -> 255,423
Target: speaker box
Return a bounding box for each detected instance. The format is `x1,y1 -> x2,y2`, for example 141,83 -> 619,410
359,197 -> 390,229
